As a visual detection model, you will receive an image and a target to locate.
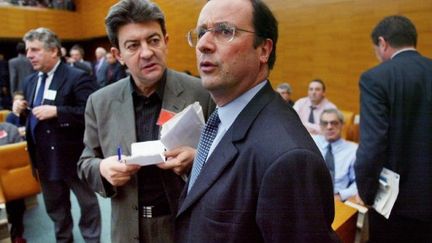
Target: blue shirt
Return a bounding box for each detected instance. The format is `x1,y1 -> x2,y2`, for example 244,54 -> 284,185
312,135 -> 358,200
207,81 -> 267,159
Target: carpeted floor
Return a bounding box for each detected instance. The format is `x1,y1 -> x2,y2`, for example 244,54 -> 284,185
23,193 -> 111,243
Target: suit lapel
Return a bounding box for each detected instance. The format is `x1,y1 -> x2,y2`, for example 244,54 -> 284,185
161,69 -> 187,113
177,82 -> 276,216
48,63 -> 68,92
112,78 -> 137,155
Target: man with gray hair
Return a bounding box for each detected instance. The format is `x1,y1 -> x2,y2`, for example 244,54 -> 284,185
77,0 -> 214,242
312,108 -> 358,202
14,27 -> 100,242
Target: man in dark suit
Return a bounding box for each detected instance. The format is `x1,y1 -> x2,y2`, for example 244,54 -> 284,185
93,47 -> 109,88
16,27 -> 101,242
8,42 -> 34,93
77,1 -> 214,242
355,15 -> 432,242
176,0 -> 339,242
104,52 -> 126,85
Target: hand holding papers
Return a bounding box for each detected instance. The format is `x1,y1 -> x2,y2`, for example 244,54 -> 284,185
372,168 -> 400,219
123,102 -> 205,166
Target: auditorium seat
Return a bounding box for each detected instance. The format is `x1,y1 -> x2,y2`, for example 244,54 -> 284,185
0,110 -> 10,123
340,110 -> 354,139
0,142 -> 40,204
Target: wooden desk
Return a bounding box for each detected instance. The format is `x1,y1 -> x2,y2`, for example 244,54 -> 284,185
332,200 -> 358,243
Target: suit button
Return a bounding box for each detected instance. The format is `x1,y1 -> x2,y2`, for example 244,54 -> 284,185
51,146 -> 55,150
46,130 -> 51,134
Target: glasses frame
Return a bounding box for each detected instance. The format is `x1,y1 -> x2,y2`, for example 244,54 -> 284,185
186,22 -> 256,47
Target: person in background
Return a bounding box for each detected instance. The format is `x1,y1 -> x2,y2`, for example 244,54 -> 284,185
276,82 -> 294,106
8,42 -> 34,94
104,52 -> 126,85
312,108 -> 357,201
68,44 -> 93,75
176,0 -> 338,242
77,0 -> 214,242
355,15 -> 432,242
15,27 -> 101,242
0,122 -> 26,243
293,79 -> 337,134
6,91 -> 26,137
93,47 -> 108,88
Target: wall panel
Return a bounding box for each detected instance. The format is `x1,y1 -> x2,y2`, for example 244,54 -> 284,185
0,0 -> 431,112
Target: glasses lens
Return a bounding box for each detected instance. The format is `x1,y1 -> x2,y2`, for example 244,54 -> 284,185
214,23 -> 235,43
187,30 -> 197,47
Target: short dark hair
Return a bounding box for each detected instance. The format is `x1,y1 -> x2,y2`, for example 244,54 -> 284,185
16,42 -> 26,55
371,15 -> 417,48
251,0 -> 278,70
310,78 -> 326,91
70,44 -> 85,57
105,0 -> 167,49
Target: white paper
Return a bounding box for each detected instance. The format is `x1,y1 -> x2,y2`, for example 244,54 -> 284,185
44,90 -> 57,100
160,102 -> 205,150
372,168 -> 400,219
123,103 -> 205,166
123,140 -> 165,166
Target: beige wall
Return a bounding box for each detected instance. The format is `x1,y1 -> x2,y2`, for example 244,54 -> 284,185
1,0 -> 431,112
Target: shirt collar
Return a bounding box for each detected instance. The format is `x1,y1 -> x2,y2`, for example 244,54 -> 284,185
391,47 -> 416,59
39,60 -> 61,77
218,80 -> 267,131
130,70 -> 167,99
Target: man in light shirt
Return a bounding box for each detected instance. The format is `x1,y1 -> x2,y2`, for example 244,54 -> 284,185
312,108 -> 358,201
293,79 -> 336,134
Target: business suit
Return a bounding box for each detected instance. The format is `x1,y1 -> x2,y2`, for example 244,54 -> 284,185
78,69 -> 214,242
94,58 -> 109,87
23,62 -> 101,242
355,50 -> 432,241
8,54 -> 34,93
176,82 -> 339,243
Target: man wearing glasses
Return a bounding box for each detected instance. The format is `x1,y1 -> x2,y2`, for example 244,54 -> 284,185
77,0 -> 214,242
176,0 -> 339,242
312,109 -> 358,202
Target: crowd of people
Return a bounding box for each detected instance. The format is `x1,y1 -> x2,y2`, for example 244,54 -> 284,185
0,0 -> 75,11
0,0 -> 431,242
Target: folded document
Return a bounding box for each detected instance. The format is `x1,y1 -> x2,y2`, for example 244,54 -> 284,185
123,102 -> 205,166
373,168 -> 400,219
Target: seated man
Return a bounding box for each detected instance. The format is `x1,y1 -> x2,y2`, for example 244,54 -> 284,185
312,108 -> 358,201
293,79 -> 337,134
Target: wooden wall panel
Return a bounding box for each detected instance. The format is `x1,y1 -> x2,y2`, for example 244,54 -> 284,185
0,0 -> 431,112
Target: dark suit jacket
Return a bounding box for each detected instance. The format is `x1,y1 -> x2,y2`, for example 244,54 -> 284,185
355,50 -> 432,222
23,61 -> 97,181
78,69 -> 214,242
8,54 -> 34,93
176,82 -> 339,243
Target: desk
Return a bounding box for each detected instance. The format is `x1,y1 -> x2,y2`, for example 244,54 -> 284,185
333,200 -> 358,243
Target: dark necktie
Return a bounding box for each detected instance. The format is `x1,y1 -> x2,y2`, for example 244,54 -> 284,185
324,143 -> 335,184
29,73 -> 48,140
308,106 -> 316,123
188,110 -> 220,193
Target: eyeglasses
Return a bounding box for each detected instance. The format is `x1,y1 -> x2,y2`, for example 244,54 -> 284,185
186,22 -> 256,47
320,120 -> 341,127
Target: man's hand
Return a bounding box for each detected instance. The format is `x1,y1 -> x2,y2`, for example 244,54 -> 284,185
99,156 -> 140,186
32,105 -> 57,120
157,146 -> 196,175
13,99 -> 28,115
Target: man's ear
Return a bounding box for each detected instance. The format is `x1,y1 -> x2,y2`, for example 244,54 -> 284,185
258,38 -> 273,64
378,36 -> 388,50
111,47 -> 124,65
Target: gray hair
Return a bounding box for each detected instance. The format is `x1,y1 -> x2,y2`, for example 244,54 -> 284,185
277,83 -> 292,94
23,27 -> 62,56
105,0 -> 166,48
321,108 -> 344,124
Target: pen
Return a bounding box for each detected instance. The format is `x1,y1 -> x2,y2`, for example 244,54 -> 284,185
117,145 -> 122,161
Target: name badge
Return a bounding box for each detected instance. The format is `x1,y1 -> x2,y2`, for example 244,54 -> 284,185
44,90 -> 57,101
